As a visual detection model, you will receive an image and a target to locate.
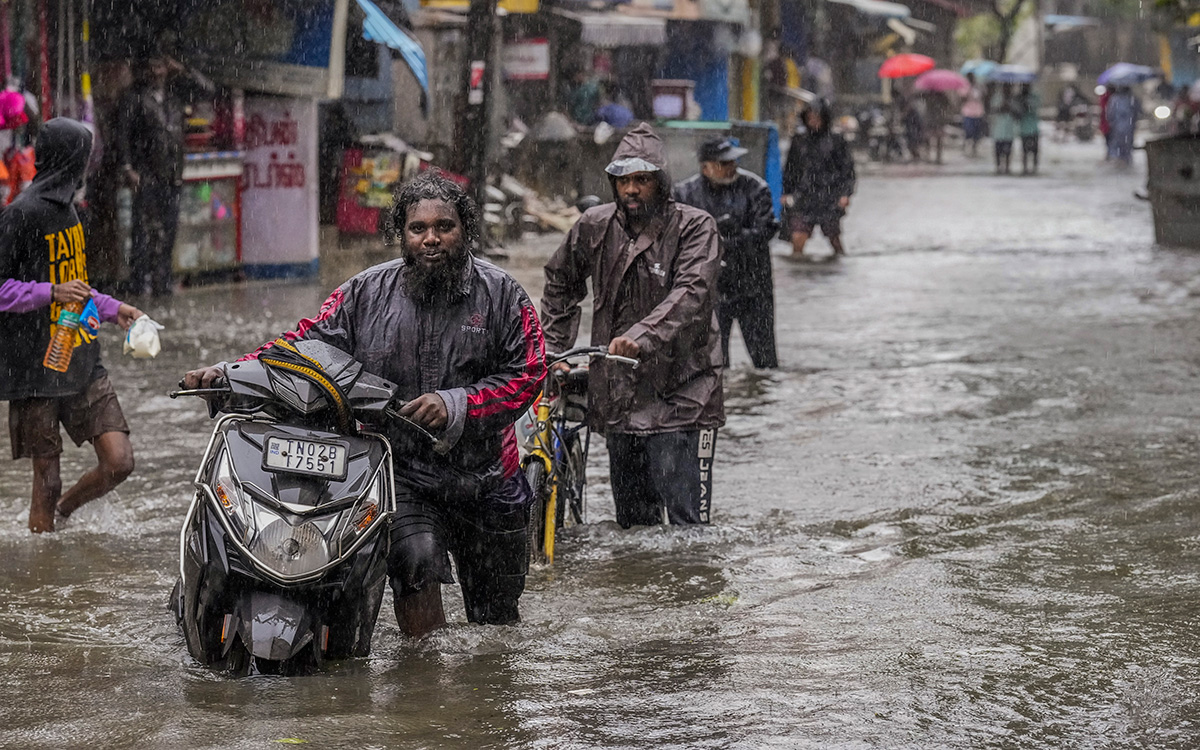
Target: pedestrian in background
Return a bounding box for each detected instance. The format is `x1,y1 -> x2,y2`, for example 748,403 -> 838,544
594,82 -> 635,129
1106,85 -> 1141,167
566,67 -> 601,126
542,123 -> 725,528
903,94 -> 925,162
990,83 -> 1017,175
674,137 -> 779,368
115,52 -> 213,297
0,118 -> 143,533
1098,86 -> 1112,158
1055,85 -> 1080,143
783,99 -> 856,258
924,91 -> 951,165
1018,83 -> 1041,175
961,73 -> 986,157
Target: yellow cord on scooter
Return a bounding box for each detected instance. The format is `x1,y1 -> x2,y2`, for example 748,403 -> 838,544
259,338 -> 354,434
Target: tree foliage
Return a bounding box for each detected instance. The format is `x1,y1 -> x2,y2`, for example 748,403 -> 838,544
955,0 -> 1033,63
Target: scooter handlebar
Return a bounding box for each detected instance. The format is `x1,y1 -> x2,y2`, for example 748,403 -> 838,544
169,386 -> 230,399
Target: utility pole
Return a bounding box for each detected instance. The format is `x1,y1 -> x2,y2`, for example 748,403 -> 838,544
457,0 -> 499,221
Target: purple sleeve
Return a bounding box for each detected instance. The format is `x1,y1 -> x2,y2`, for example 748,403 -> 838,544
0,278 -> 52,313
91,291 -> 124,324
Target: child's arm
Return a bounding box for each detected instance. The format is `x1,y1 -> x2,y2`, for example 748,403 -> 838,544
89,290 -> 142,330
0,278 -> 102,315
0,277 -> 51,313
90,291 -> 124,324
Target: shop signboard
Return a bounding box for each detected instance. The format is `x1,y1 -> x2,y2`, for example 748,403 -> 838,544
502,38 -> 551,80
240,97 -> 320,277
179,0 -> 347,98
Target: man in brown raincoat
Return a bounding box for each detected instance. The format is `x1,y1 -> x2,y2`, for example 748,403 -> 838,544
541,122 -> 725,527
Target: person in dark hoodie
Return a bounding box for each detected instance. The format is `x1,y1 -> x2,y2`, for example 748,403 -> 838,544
115,52 -> 214,297
0,118 -> 143,533
674,137 -> 779,369
542,122 -> 725,528
783,99 -> 856,258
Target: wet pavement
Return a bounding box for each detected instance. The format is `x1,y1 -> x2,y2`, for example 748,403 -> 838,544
4,137 -> 1200,748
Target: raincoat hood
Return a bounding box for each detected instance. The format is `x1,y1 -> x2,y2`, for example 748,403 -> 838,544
31,117 -> 93,205
605,122 -> 672,205
802,99 -> 834,136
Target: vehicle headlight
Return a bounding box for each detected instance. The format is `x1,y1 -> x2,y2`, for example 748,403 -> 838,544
1155,105 -> 1172,120
213,450 -> 253,540
250,518 -> 331,577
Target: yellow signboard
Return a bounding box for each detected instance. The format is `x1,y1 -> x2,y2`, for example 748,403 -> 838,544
422,0 -> 539,13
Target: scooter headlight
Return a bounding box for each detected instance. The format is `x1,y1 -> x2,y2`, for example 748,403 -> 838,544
250,518 -> 331,577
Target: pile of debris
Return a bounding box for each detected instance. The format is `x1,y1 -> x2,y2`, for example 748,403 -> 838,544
483,174 -> 582,241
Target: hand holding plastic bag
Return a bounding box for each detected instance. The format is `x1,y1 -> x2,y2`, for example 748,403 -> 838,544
124,315 -> 165,359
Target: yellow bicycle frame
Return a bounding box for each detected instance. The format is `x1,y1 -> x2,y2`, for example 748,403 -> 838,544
527,394 -> 559,563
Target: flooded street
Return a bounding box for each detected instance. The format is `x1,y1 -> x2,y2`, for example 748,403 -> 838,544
5,140 -> 1200,748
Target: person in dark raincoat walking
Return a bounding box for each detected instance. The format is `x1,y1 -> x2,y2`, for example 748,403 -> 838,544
542,122 -> 725,528
674,137 -> 779,368
185,172 -> 546,636
115,53 -> 213,297
0,118 -> 143,533
783,99 -> 856,258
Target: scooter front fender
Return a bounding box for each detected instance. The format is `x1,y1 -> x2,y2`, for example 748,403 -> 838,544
230,592 -> 318,662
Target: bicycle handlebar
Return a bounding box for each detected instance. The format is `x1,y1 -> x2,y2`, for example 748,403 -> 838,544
547,346 -> 639,369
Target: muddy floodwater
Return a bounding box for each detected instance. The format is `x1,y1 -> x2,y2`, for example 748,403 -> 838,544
3,142 -> 1200,748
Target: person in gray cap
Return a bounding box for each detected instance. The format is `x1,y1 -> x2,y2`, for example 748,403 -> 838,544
674,137 -> 779,368
541,122 -> 725,527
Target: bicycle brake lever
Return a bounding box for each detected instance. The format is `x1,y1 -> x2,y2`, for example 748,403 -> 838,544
605,354 -> 639,368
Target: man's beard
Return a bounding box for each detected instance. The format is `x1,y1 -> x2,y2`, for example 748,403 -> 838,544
402,248 -> 469,304
620,196 -> 659,223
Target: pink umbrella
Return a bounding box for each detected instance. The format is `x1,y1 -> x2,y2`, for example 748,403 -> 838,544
914,69 -> 970,94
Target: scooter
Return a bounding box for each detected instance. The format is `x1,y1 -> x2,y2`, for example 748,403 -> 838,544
170,339 -> 430,675
855,106 -> 904,162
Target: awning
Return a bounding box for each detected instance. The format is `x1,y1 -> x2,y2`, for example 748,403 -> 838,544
549,8 -> 667,47
696,0 -> 751,26
904,17 -> 936,31
356,0 -> 428,96
886,18 -> 917,45
826,0 -> 911,19
909,0 -> 969,19
1043,14 -> 1101,29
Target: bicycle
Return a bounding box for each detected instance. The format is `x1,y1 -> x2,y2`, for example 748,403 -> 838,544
519,346 -> 637,565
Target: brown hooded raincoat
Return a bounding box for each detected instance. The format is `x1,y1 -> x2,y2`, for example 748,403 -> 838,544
541,123 -> 725,435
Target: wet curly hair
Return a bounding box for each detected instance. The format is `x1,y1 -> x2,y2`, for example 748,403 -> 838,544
388,171 -> 480,251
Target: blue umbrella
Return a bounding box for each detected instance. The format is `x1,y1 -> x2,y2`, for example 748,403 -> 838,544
960,59 -> 998,78
988,64 -> 1037,84
1097,62 -> 1156,86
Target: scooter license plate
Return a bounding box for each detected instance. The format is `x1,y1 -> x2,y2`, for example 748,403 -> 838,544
262,436 -> 349,480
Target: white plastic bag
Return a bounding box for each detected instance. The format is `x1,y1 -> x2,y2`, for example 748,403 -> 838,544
593,121 -> 615,145
123,316 -> 164,359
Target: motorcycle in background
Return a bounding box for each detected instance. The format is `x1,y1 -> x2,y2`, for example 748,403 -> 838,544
1072,101 -> 1097,142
